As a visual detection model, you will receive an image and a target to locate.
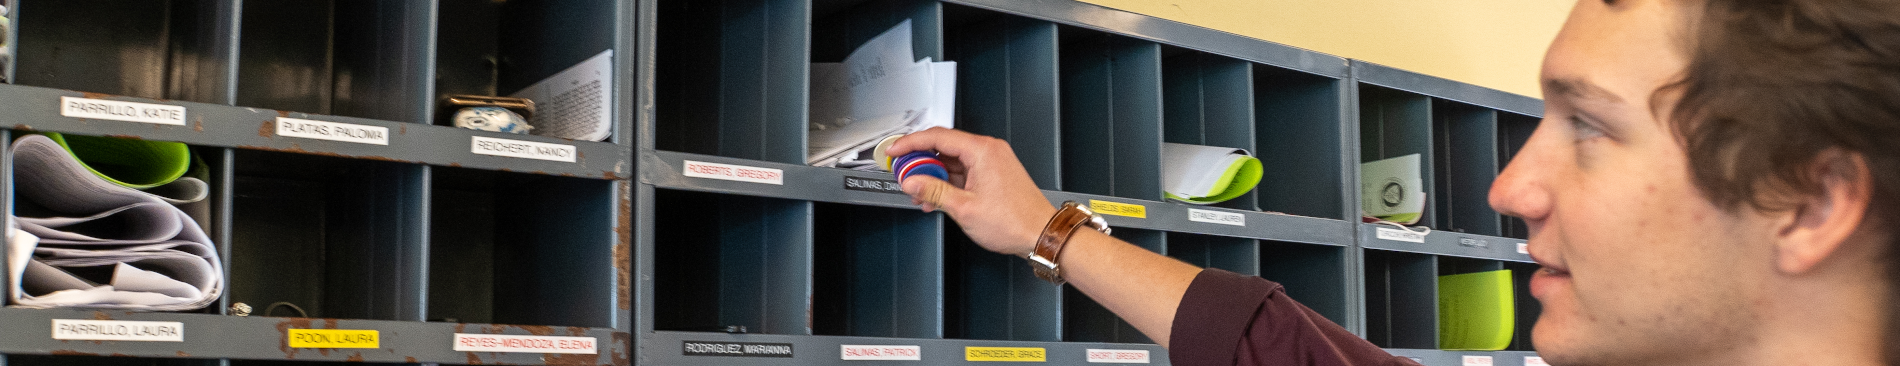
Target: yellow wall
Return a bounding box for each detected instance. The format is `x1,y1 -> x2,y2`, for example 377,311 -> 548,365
1076,0 -> 1574,98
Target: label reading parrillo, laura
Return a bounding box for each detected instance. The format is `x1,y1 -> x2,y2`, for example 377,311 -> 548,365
277,117 -> 389,145
51,319 -> 184,342
1187,209 -> 1245,227
59,97 -> 186,126
470,136 -> 577,163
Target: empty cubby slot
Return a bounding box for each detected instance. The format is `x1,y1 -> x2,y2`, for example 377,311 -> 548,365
1255,66 -> 1347,219
1161,49 -> 1256,210
427,167 -> 617,328
653,189 -> 813,335
1363,249 -> 1437,349
1359,85 -> 1434,225
433,0 -> 616,141
5,355 -> 220,366
5,133 -> 230,315
1259,241 -> 1351,327
10,0 -> 232,102
811,202 -> 943,338
237,0 -> 432,123
229,361 -> 406,366
1432,101 -> 1502,235
1166,232 -> 1258,275
1063,229 -> 1163,344
944,4 -> 1061,189
813,0 -> 940,63
1503,261 -> 1541,351
1496,112 -> 1539,239
227,150 -> 427,321
1059,28 -> 1163,201
654,0 -> 809,163
943,221 -> 1061,341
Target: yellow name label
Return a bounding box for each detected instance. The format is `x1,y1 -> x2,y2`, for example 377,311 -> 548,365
287,329 -> 380,349
1088,200 -> 1146,219
965,347 -> 1047,362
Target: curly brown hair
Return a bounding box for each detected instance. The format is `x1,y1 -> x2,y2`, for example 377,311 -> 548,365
1664,0 -> 1900,362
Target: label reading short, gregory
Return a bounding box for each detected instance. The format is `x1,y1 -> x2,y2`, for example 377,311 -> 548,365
682,341 -> 794,358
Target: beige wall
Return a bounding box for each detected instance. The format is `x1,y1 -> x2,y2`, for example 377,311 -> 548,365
1076,0 -> 1574,99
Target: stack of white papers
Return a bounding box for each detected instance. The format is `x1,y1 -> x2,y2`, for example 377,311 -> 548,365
808,20 -> 956,168
1161,143 -> 1263,205
7,135 -> 222,310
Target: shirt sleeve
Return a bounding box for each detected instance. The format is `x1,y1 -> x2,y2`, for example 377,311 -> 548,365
1169,269 -> 1421,366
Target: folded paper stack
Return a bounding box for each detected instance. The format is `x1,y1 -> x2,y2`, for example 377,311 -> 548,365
1161,143 -> 1263,205
808,20 -> 957,169
1360,154 -> 1427,224
7,134 -> 221,310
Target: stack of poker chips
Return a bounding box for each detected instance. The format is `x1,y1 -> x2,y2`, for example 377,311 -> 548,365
891,151 -> 949,182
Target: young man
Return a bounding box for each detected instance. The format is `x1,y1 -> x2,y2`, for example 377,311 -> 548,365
889,0 -> 1899,365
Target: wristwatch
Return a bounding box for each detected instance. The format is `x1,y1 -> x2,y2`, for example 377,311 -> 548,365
1025,201 -> 1111,285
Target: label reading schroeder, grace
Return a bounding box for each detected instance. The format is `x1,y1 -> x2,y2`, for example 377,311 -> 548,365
843,176 -> 904,194
682,160 -> 784,185
51,319 -> 183,342
287,329 -> 380,349
1375,227 -> 1426,243
1085,349 -> 1150,364
276,117 -> 389,145
682,341 -> 794,358
1088,200 -> 1146,219
453,333 -> 598,354
965,347 -> 1046,362
470,136 -> 577,163
1187,208 -> 1244,227
59,96 -> 186,125
841,345 -> 921,361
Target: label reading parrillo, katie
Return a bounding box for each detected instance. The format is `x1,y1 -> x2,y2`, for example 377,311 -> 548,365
470,136 -> 576,163
1375,227 -> 1426,243
51,319 -> 183,342
59,97 -> 186,126
276,117 -> 389,145
1187,209 -> 1244,227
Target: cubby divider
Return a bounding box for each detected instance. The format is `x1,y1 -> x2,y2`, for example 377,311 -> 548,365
1062,229 -> 1163,344
1060,31 -> 1163,201
1433,101 -> 1502,235
1256,67 -> 1349,219
11,0 -> 237,104
1363,249 -> 1437,349
944,223 -> 1063,341
1162,50 -> 1256,210
812,203 -> 944,338
945,5 -> 1062,189
654,0 -> 809,164
238,0 -> 434,123
654,189 -> 813,335
428,167 -> 618,328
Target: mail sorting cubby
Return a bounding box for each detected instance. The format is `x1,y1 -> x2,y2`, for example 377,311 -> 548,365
811,202 -> 944,338
1166,234 -> 1353,328
654,0 -> 808,164
1063,229 -> 1165,344
942,221 -> 1062,341
427,166 -> 618,328
1431,100 -> 1506,236
1363,251 -> 1539,351
1495,113 -> 1540,239
943,3 -> 1060,190
1159,48 -> 1350,218
434,0 -> 615,139
237,0 -> 431,123
652,189 -> 813,335
228,149 -> 426,321
1162,48 -> 1257,211
9,0 -> 233,103
1060,27 -> 1164,202
1360,85 -> 1438,227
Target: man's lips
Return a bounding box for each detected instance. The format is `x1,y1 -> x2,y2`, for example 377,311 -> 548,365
1528,250 -> 1570,300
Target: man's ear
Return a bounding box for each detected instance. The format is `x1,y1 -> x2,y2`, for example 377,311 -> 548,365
1776,149 -> 1876,274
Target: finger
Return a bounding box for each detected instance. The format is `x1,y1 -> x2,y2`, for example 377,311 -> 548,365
901,175 -> 970,215
888,127 -> 993,163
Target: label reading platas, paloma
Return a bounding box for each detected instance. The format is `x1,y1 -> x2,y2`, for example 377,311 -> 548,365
277,117 -> 389,145
59,97 -> 186,126
471,136 -> 576,162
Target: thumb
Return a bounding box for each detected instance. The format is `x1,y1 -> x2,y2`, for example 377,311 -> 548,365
900,175 -> 972,215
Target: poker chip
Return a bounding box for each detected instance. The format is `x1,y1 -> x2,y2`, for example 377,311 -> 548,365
893,152 -> 949,182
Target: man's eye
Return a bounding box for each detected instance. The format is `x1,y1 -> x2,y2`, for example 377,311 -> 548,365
1571,115 -> 1606,141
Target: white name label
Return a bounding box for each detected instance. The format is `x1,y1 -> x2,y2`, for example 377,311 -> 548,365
1085,349 -> 1151,363
1525,356 -> 1549,366
51,319 -> 184,342
1187,209 -> 1245,227
1517,243 -> 1529,254
276,117 -> 389,145
1375,227 -> 1426,243
682,160 -> 784,185
452,333 -> 597,354
841,345 -> 921,361
470,136 -> 577,162
1463,355 -> 1494,366
59,97 -> 186,125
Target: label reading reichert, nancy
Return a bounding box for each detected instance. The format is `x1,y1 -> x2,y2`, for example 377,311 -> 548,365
470,136 -> 577,162
1187,209 -> 1245,227
841,345 -> 921,361
682,160 -> 784,185
1375,227 -> 1426,243
51,319 -> 183,342
276,117 -> 389,145
682,341 -> 794,358
1085,349 -> 1151,363
287,329 -> 380,349
453,333 -> 598,354
59,97 -> 186,125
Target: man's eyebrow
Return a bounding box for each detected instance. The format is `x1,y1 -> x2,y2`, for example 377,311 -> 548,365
1544,78 -> 1623,103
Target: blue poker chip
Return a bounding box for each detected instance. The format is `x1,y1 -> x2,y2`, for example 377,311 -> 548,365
903,162 -> 949,182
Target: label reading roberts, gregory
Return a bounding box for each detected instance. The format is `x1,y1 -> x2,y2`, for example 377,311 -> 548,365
682,341 -> 794,358
287,329 -> 380,349
1085,349 -> 1151,363
50,319 -> 183,342
59,97 -> 186,125
453,333 -> 598,354
1088,200 -> 1146,219
965,347 -> 1046,362
276,117 -> 389,145
1463,355 -> 1494,366
1187,209 -> 1245,226
470,136 -> 577,162
841,345 -> 921,361
682,160 -> 784,185
1375,227 -> 1426,243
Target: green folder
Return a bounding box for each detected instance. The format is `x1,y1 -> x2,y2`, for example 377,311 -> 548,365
40,132 -> 192,189
1438,269 -> 1515,350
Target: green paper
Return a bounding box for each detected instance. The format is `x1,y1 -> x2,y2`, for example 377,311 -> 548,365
1164,155 -> 1263,204
1438,269 -> 1515,350
40,132 -> 192,189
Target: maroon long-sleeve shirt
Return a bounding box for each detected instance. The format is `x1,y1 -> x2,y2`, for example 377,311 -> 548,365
1169,269 -> 1422,366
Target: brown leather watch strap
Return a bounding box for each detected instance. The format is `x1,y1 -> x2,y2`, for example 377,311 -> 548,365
1028,201 -> 1096,285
